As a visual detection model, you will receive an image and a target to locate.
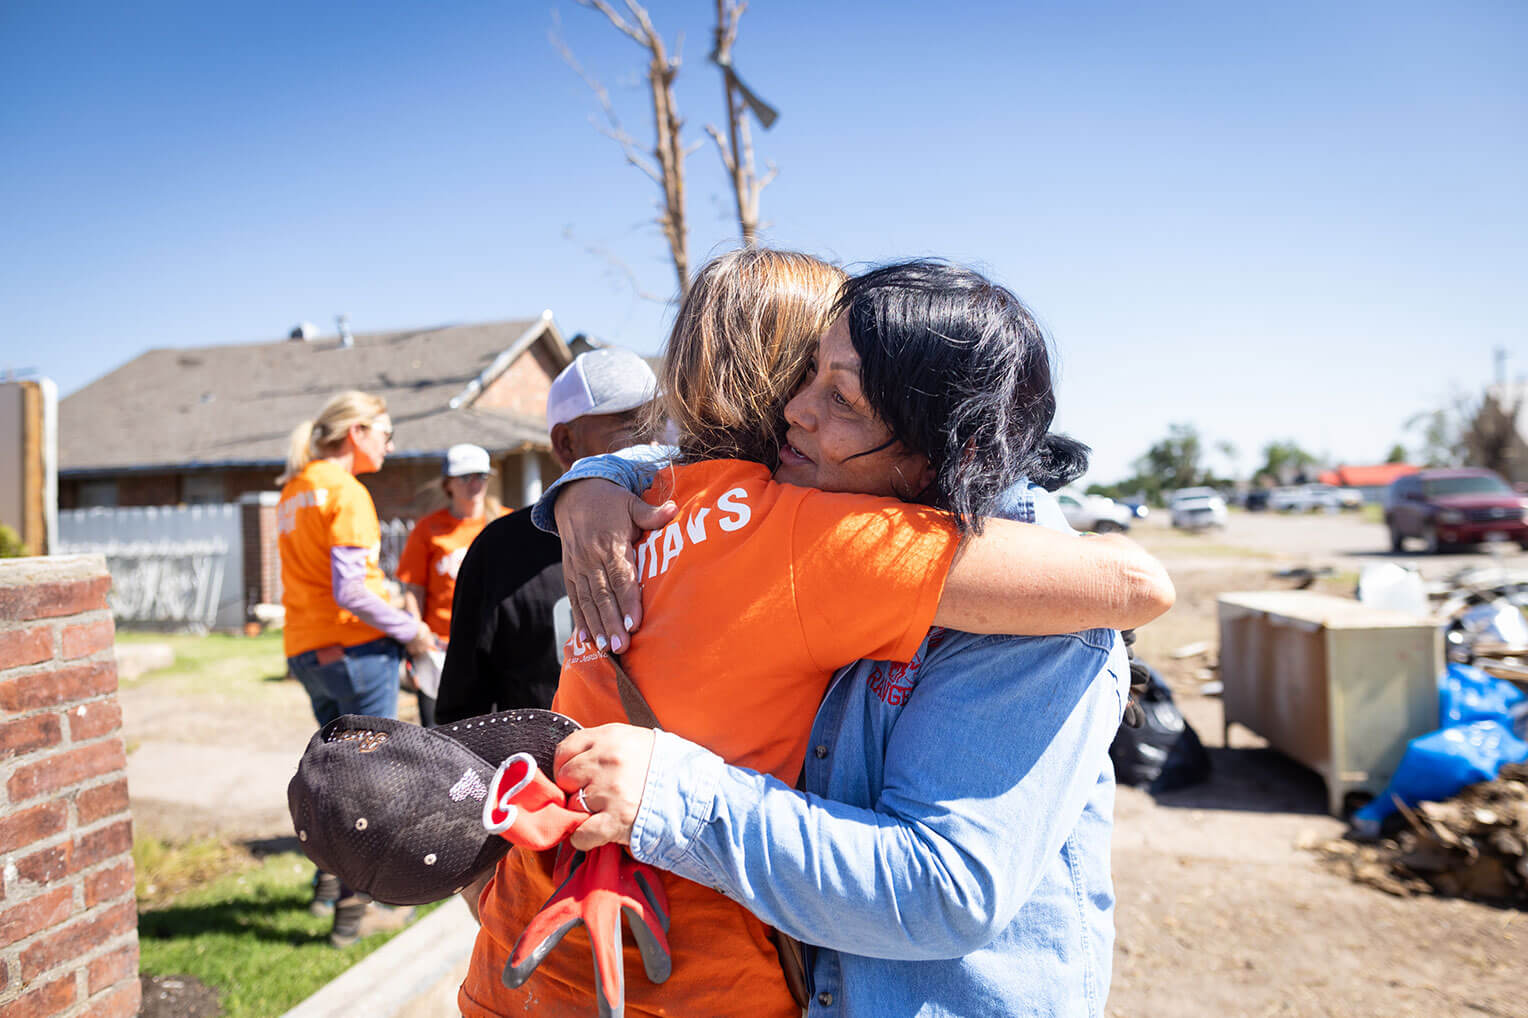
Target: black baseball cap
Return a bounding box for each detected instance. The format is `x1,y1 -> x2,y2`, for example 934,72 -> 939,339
287,709 -> 581,906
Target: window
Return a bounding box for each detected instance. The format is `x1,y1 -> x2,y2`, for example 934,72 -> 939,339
78,479 -> 118,507
182,473 -> 225,505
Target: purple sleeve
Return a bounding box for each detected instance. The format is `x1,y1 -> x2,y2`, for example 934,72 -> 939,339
330,546 -> 420,643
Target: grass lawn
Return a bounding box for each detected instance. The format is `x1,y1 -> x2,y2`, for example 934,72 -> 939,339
136,835 -> 437,1018
116,630 -> 288,699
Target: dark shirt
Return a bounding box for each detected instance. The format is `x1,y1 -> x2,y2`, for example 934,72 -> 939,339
435,506 -> 565,724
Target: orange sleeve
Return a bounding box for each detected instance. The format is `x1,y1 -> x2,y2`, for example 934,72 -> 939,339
789,490 -> 960,670
395,517 -> 430,587
329,479 -> 380,549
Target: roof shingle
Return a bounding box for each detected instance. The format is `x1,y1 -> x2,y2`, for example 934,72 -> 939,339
60,319 -> 566,473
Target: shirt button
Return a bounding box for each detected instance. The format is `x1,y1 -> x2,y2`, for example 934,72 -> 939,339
817,991 -> 834,1006
814,745 -> 828,759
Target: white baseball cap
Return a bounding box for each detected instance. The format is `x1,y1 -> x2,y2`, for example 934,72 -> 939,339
546,348 -> 658,431
442,444 -> 492,477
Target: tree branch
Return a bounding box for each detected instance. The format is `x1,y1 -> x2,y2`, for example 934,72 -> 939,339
579,0 -> 646,45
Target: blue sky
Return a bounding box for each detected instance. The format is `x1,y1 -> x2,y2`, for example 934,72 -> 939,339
3,0 -> 1524,484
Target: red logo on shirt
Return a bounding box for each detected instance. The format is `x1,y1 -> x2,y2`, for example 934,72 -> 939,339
865,628 -> 946,706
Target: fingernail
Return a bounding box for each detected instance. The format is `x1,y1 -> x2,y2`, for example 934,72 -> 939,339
623,615 -> 634,631
596,635 -> 607,651
611,633 -> 625,653
578,629 -> 589,644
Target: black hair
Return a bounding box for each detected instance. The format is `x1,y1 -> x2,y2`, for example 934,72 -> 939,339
838,260 -> 1089,532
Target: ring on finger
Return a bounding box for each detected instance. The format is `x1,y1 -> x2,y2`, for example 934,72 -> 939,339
576,788 -> 590,813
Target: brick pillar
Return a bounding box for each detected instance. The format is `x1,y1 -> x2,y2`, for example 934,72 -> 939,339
0,555 -> 140,1018
239,491 -> 280,619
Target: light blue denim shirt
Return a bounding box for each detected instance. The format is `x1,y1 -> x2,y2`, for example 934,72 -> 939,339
535,455 -> 1128,1018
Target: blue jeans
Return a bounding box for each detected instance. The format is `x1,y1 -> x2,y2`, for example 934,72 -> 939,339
288,637 -> 403,727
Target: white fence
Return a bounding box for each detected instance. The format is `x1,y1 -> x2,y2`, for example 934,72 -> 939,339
58,503 -> 243,631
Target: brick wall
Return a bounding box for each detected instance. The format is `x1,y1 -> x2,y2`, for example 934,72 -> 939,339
239,492 -> 280,615
475,343 -> 557,419
0,555 -> 140,1018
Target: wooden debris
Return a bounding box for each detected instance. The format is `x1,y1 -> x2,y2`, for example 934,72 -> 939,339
1308,763 -> 1528,906
1169,640 -> 1212,660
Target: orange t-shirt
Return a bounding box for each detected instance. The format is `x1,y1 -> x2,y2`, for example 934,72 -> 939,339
395,506 -> 504,640
278,459 -> 391,657
460,459 -> 961,1018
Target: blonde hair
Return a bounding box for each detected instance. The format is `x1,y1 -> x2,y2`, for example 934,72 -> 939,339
653,248 -> 846,466
278,390 -> 388,484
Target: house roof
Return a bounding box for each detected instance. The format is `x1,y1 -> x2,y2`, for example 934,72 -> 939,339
1317,463 -> 1419,488
60,318 -> 572,474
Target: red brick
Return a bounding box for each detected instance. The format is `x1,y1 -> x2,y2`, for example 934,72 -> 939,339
0,624 -> 52,670
84,861 -> 134,909
16,840 -> 74,884
87,977 -> 142,1018
60,617 -> 114,660
0,801 -> 68,854
87,941 -> 138,995
8,740 -> 126,801
77,779 -> 130,825
0,712 -> 62,760
0,887 -> 75,949
0,575 -> 111,622
19,900 -> 136,980
74,819 -> 133,872
2,973 -> 76,1018
13,819 -> 130,886
67,700 -> 122,742
0,660 -> 117,712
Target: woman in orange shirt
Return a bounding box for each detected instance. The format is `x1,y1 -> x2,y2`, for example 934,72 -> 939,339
277,389 -> 437,944
397,443 -> 506,726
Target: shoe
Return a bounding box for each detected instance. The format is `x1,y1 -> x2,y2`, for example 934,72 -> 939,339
329,896 -> 415,948
309,871 -> 341,918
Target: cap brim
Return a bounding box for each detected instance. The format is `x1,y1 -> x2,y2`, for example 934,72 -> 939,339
434,708 -> 581,774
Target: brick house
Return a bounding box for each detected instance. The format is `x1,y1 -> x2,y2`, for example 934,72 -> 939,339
57,314 -> 577,519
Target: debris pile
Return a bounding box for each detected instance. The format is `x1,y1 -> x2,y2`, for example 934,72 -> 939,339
1309,763 -> 1528,905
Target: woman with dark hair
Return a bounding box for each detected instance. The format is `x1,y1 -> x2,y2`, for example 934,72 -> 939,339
547,259 -> 1141,1017
458,252 -> 1167,1018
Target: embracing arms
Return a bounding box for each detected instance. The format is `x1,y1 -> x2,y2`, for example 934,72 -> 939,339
555,630 -> 1126,957
534,451 -> 1173,653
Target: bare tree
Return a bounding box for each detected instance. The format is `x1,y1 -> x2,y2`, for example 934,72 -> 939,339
553,0 -> 780,298
705,0 -> 778,246
556,1 -> 696,299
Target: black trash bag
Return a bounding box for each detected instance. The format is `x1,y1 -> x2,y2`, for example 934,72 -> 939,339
1110,665 -> 1211,793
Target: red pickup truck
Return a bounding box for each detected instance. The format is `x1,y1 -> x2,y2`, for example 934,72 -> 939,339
1384,468 -> 1528,552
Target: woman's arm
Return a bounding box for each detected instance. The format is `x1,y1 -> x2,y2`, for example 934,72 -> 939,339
935,523 -> 1173,634
552,478 -> 1174,651
330,547 -> 436,656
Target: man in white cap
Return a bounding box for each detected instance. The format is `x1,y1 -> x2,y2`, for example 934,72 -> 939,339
434,347 -> 657,726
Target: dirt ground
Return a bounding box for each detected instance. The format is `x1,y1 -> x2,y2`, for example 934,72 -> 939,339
1112,512 -> 1524,1018
119,510 -> 1527,1018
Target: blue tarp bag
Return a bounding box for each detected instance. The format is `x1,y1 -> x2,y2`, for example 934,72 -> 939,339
1439,663 -> 1526,727
1352,719 -> 1528,834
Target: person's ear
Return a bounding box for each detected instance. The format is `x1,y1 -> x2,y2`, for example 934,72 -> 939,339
550,423 -> 577,470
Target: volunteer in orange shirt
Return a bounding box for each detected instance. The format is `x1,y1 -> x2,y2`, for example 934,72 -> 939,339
396,443 -> 505,726
277,389 -> 436,945
458,251 -> 1174,1018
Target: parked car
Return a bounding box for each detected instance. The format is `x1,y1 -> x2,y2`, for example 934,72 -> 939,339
1243,490 -> 1270,512
1338,487 -> 1364,510
1271,484 -> 1342,513
1056,488 -> 1133,533
1169,487 -> 1228,530
1268,486 -> 1309,512
1384,468 -> 1528,553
